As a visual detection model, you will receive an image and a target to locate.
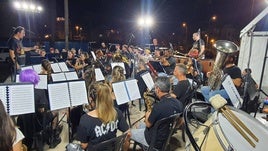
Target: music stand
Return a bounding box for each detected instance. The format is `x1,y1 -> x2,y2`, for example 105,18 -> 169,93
148,61 -> 166,74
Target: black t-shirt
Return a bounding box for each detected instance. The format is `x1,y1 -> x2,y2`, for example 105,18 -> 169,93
7,37 -> 24,64
144,95 -> 183,149
34,89 -> 49,110
76,108 -> 129,148
173,80 -> 191,105
192,39 -> 205,53
163,56 -> 176,75
135,70 -> 149,96
223,65 -> 242,79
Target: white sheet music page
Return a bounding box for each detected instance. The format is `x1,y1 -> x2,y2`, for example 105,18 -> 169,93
16,75 -> 20,83
112,81 -> 130,105
0,86 -> 7,112
125,79 -> 141,101
8,84 -> 35,116
91,51 -> 97,61
51,63 -> 61,73
111,62 -> 126,74
32,64 -> 42,74
35,75 -> 48,89
95,68 -> 105,81
58,62 -> 69,72
65,72 -> 78,81
48,83 -> 70,110
51,73 -> 66,82
141,72 -> 155,91
68,81 -> 88,106
222,75 -> 242,108
21,66 -> 33,71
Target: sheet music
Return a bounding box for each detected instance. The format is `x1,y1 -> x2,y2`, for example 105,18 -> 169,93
51,73 -> 66,82
68,81 -> 88,106
16,75 -> 20,83
58,62 -> 69,72
65,72 -> 78,81
32,64 -> 42,74
0,86 -> 7,112
21,66 -> 33,71
141,72 -> 155,91
95,68 -> 105,81
112,82 -> 129,105
91,51 -> 97,61
51,63 -> 61,73
125,79 -> 141,101
35,75 -> 48,89
48,83 -> 70,110
8,84 -> 35,116
111,62 -> 126,74
222,75 -> 242,108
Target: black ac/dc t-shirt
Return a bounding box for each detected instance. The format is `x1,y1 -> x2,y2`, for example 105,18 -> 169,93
76,108 -> 129,148
144,95 -> 183,149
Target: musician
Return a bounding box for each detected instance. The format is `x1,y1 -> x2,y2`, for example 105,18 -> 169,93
171,63 -> 191,107
0,99 -> 24,151
74,51 -> 90,78
201,55 -> 242,105
40,59 -> 54,83
135,59 -> 149,106
188,32 -> 205,59
131,76 -> 183,149
7,26 -> 36,80
161,49 -> 176,75
100,42 -> 108,54
76,83 -> 130,150
66,50 -> 76,69
153,49 -> 161,61
150,38 -> 159,52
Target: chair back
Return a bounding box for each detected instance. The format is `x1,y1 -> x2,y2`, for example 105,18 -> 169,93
89,133 -> 127,151
148,113 -> 181,151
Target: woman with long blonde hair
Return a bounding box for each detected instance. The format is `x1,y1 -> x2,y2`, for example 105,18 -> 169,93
76,83 -> 130,150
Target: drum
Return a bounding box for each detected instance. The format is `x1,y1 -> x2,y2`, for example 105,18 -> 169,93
199,59 -> 214,73
186,106 -> 268,151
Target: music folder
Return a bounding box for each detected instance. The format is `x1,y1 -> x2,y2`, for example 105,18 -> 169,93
95,68 -> 105,81
51,62 -> 69,73
141,71 -> 155,91
112,79 -> 141,105
48,80 -> 88,111
51,71 -> 78,82
149,61 -> 166,73
16,74 -> 48,90
111,62 -> 126,74
0,83 -> 35,116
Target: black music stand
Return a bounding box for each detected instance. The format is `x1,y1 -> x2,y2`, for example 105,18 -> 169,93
148,61 -> 166,74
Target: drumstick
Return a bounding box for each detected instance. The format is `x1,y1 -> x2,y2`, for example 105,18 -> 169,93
220,108 -> 256,148
223,106 -> 258,142
210,95 -> 257,148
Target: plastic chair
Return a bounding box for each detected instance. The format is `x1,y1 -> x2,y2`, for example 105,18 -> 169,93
89,133 -> 128,151
132,113 -> 181,151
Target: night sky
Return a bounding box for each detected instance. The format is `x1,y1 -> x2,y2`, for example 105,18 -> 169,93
0,0 -> 267,43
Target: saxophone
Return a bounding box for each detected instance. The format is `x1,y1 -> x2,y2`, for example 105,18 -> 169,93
208,40 -> 239,90
143,89 -> 158,111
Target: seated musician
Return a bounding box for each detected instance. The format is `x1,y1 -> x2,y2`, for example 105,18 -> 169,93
131,76 -> 183,149
76,83 -> 130,150
66,50 -> 76,69
40,59 -> 54,83
201,55 -> 242,105
171,63 -> 192,107
187,32 -> 205,59
161,49 -> 176,75
17,69 -> 61,149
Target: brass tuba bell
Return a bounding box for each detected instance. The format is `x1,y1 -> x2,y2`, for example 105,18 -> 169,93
208,40 -> 239,90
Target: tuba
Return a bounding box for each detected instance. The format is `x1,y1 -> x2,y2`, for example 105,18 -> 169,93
208,40 -> 239,90
143,89 -> 159,111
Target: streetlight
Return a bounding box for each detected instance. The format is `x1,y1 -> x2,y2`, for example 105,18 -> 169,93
13,1 -> 43,13
75,26 -> 79,35
182,22 -> 188,45
211,15 -> 217,21
137,16 -> 154,27
205,34 -> 209,47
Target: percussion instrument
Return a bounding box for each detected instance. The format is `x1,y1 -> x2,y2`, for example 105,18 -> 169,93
185,102 -> 268,151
